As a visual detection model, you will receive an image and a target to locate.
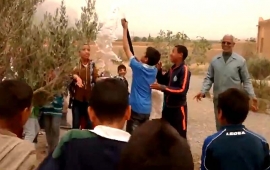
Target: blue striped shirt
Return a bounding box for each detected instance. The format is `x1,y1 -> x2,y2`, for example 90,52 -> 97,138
40,96 -> 64,116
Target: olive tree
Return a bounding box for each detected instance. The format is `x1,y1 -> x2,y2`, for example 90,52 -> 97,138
191,36 -> 212,65
153,30 -> 190,70
0,0 -> 98,106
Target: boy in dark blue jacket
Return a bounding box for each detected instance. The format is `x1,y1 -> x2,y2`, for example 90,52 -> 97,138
151,45 -> 191,139
38,78 -> 131,170
201,88 -> 270,170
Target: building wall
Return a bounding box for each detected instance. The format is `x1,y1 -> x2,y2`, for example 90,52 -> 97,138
257,17 -> 270,58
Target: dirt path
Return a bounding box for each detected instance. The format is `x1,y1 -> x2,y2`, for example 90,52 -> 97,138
36,71 -> 270,169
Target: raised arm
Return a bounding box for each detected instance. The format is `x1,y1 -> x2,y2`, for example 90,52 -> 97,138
121,19 -> 133,60
240,60 -> 256,98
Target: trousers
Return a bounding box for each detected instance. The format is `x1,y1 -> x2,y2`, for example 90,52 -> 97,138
43,115 -> 61,153
71,100 -> 92,129
126,110 -> 150,134
162,104 -> 188,139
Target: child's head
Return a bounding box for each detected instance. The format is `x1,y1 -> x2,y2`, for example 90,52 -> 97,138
118,119 -> 194,170
170,45 -> 188,63
217,88 -> 249,126
117,64 -> 127,77
0,80 -> 33,134
140,47 -> 161,66
88,78 -> 130,129
79,44 -> 91,60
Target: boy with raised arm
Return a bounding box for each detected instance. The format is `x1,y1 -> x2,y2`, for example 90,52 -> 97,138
121,19 -> 161,134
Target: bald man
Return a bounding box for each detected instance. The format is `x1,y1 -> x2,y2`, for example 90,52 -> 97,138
194,35 -> 257,131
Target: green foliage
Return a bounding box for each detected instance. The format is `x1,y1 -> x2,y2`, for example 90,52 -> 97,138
152,30 -> 190,70
141,37 -> 147,42
247,57 -> 270,80
0,0 -> 98,106
191,36 -> 212,65
133,36 -> 141,42
147,34 -> 154,42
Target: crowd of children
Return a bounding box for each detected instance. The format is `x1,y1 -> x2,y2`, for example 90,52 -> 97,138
0,18 -> 269,170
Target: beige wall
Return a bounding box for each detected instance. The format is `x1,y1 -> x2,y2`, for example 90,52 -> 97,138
257,17 -> 270,58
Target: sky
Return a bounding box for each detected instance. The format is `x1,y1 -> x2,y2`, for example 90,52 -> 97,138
45,0 -> 270,40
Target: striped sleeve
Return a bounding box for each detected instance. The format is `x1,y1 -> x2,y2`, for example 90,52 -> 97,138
164,65 -> 190,95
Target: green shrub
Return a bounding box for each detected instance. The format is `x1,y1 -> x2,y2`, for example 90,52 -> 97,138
247,57 -> 270,80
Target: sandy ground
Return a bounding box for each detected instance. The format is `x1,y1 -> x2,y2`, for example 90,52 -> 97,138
36,66 -> 270,169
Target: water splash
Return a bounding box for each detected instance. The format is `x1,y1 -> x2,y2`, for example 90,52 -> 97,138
94,3 -> 125,73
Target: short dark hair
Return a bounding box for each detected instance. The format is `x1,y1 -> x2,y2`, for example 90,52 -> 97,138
118,119 -> 194,170
145,47 -> 161,66
0,80 -> 33,119
117,64 -> 126,72
89,78 -> 129,122
175,45 -> 188,60
218,88 -> 250,124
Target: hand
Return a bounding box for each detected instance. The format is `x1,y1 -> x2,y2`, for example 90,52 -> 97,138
75,77 -> 84,88
250,98 -> 258,112
156,61 -> 162,70
193,92 -> 205,102
121,18 -> 128,29
150,83 -> 164,91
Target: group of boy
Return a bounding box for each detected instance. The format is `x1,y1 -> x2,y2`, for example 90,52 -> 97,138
0,18 -> 269,170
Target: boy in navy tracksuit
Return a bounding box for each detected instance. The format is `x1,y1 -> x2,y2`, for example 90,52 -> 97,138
151,45 -> 191,139
201,88 -> 270,170
37,78 -> 131,170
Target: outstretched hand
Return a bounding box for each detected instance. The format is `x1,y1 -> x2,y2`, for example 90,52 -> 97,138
150,83 -> 165,91
193,92 -> 205,102
156,61 -> 162,70
250,98 -> 258,112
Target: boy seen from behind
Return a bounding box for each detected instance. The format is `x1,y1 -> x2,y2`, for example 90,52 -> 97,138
121,19 -> 161,134
152,45 -> 191,139
38,78 -> 131,170
0,80 -> 36,170
201,88 -> 270,170
118,119 -> 194,170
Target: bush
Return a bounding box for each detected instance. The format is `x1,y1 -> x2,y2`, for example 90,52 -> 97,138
0,0 -> 98,106
247,57 -> 270,80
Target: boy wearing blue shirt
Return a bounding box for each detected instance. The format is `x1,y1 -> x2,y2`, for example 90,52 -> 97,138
201,88 -> 270,170
121,19 -> 161,134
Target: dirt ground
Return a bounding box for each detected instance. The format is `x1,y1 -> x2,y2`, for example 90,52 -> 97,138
36,63 -> 270,169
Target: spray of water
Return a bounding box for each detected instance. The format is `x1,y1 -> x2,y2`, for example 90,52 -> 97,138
94,3 -> 125,74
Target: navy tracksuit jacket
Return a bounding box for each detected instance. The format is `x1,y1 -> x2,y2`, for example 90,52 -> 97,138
201,124 -> 270,170
156,63 -> 191,138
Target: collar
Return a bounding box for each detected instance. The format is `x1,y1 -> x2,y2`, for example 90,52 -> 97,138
171,62 -> 185,70
0,129 -> 17,137
142,63 -> 156,69
221,124 -> 245,130
217,52 -> 236,59
89,125 -> 130,142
